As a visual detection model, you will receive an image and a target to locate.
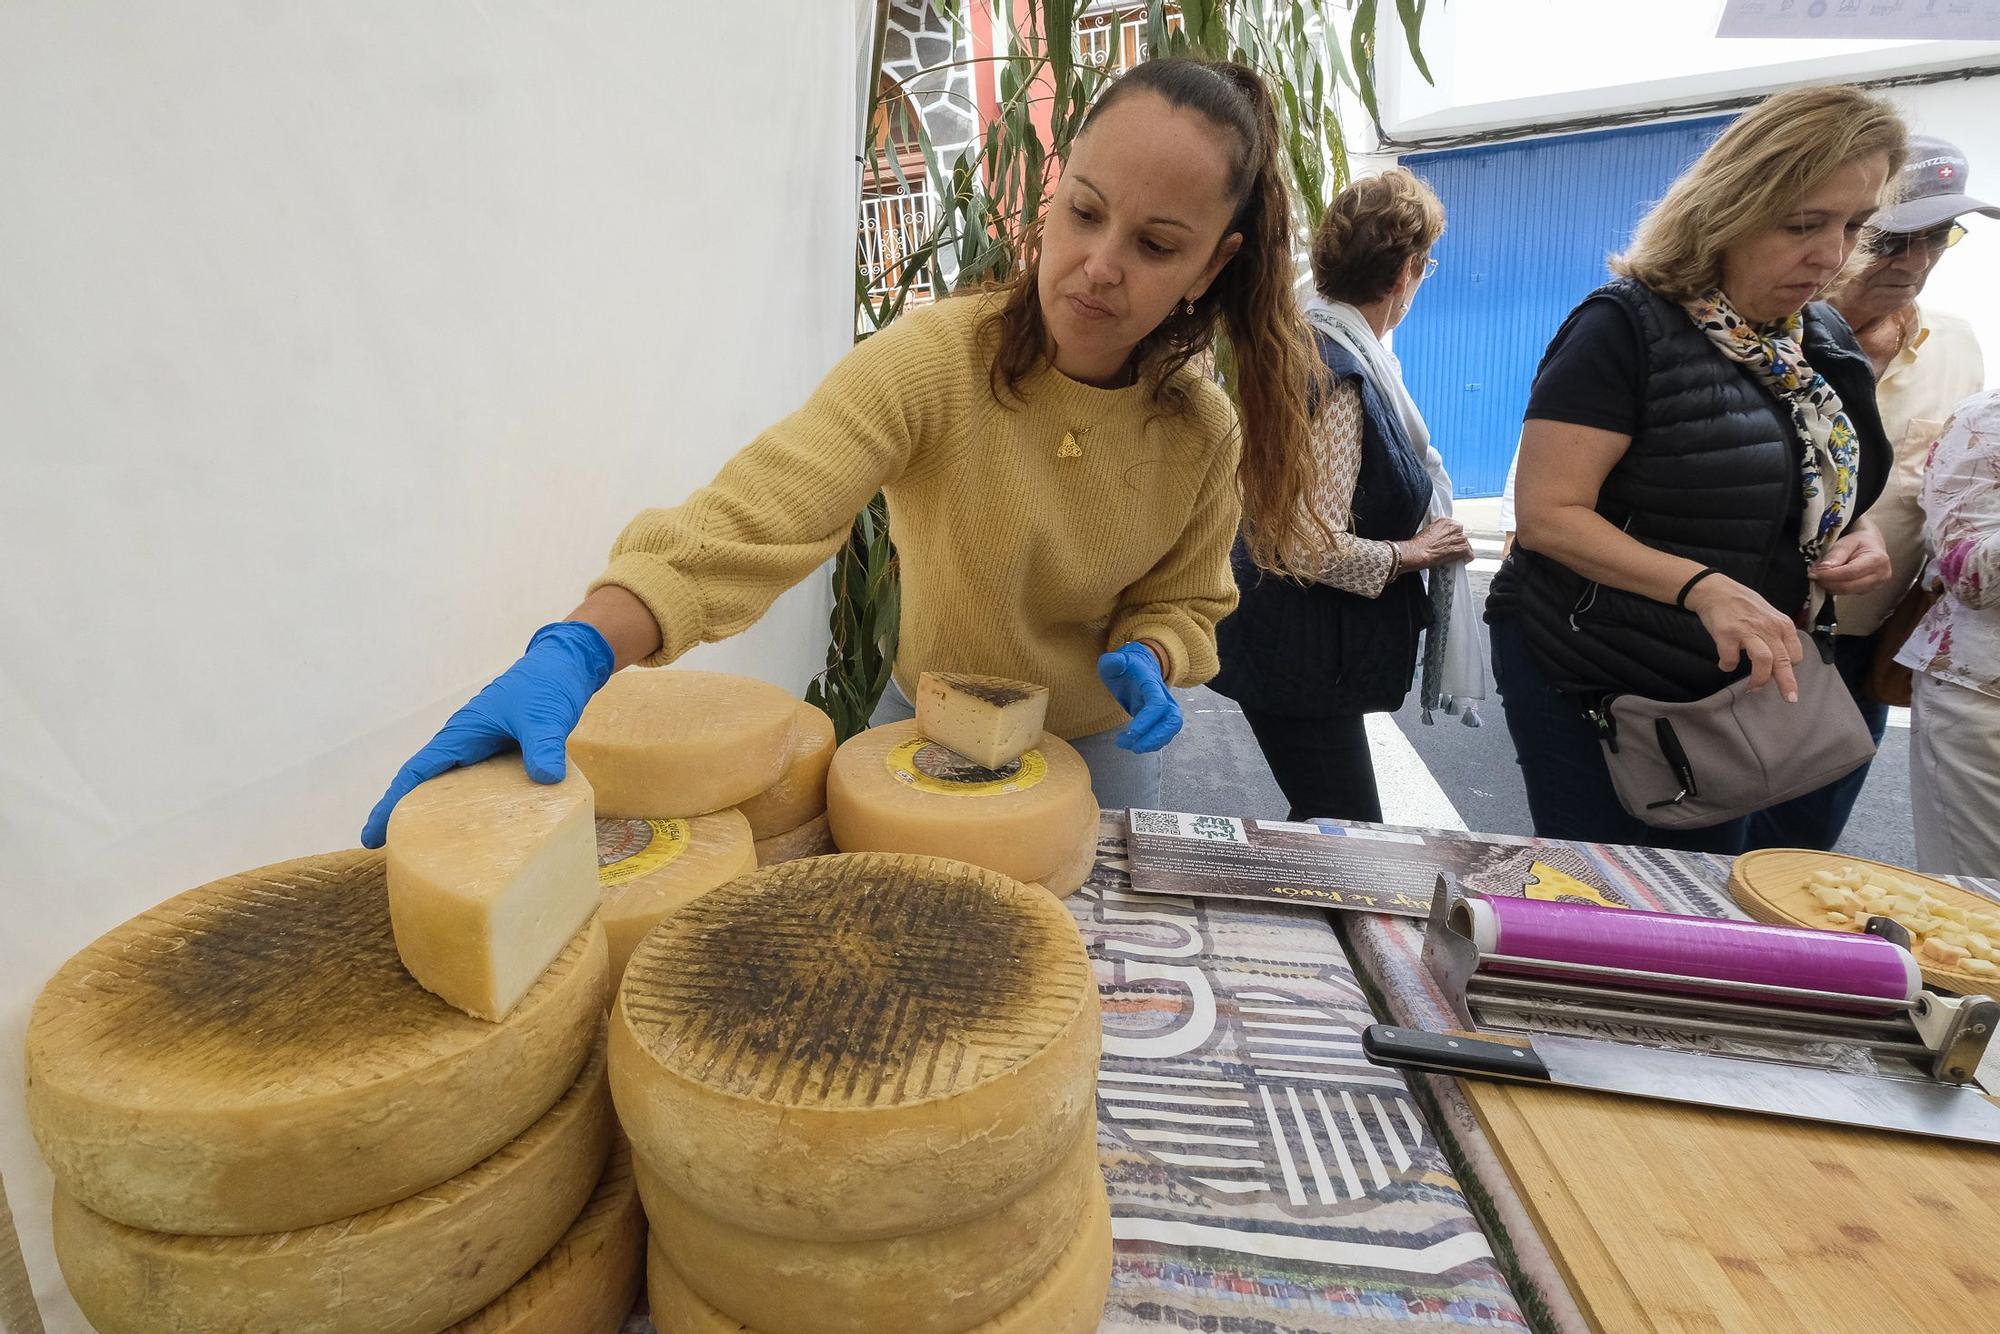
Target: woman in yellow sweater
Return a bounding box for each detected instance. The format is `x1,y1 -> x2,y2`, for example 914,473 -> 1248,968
361,58 -> 1335,844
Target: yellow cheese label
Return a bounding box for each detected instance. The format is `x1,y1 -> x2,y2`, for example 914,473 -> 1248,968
883,737 -> 1049,797
597,818 -> 691,887
1523,861 -> 1625,908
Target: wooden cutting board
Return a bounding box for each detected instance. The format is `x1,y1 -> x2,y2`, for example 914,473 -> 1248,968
1463,1072 -> 2000,1332
1730,848 -> 2000,995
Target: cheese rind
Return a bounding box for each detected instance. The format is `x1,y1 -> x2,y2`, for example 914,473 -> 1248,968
734,702 -> 836,837
446,1139 -> 645,1334
752,811 -> 836,866
635,1129 -> 1098,1334
54,1041 -> 614,1334
387,758 -> 601,1021
645,1171 -> 1112,1334
569,670 -> 800,817
26,852 -> 609,1235
611,853 -> 1099,1240
914,672 -> 1050,770
597,811 -> 757,981
826,720 -> 1097,884
1030,817 -> 1101,898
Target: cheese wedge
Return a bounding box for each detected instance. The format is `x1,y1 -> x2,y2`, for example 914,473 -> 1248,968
826,720 -> 1097,884
611,853 -> 1099,1241
734,702 -> 836,838
914,672 -> 1049,771
645,1171 -> 1112,1334
26,851 -> 608,1235
635,1129 -> 1098,1334
387,757 -> 600,1021
55,1041 -> 613,1334
597,811 -> 758,981
446,1139 -> 645,1334
569,670 -> 800,817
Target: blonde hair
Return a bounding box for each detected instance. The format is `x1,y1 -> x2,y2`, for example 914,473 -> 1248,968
1310,168 -> 1446,305
1612,85 -> 1907,302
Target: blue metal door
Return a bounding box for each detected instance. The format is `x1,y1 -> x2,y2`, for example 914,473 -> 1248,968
1394,116 -> 1732,498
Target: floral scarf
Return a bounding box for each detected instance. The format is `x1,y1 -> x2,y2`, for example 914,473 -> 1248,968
1683,289 -> 1860,613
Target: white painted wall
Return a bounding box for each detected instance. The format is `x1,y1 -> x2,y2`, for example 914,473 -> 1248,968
1373,0 -> 2000,379
0,3 -> 863,1328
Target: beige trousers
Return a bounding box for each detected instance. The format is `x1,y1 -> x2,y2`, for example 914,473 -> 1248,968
1910,672 -> 2000,878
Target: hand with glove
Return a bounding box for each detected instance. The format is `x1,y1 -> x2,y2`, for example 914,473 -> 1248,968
1096,642 -> 1182,753
359,621 -> 615,848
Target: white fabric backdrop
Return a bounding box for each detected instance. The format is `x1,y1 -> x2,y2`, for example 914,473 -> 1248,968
0,4 -> 864,1327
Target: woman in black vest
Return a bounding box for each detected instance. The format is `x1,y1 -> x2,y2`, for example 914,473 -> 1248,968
1213,170 -> 1471,821
1488,85 -> 1903,854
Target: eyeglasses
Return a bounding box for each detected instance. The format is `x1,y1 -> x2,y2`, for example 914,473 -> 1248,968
1866,222 -> 1967,258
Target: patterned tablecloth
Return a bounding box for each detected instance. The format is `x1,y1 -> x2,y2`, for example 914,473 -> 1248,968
626,814 -> 1527,1332
1329,824 -> 2000,1334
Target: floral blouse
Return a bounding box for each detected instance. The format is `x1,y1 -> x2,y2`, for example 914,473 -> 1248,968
1896,391 -> 2000,699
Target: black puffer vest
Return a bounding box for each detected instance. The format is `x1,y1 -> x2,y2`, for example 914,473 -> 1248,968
1212,331 -> 1434,717
1502,279 -> 1890,702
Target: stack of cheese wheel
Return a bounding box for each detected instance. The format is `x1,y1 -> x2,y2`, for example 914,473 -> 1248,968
611,853 -> 1112,1334
572,669 -> 808,979
736,700 -> 839,866
25,848 -> 640,1334
826,720 -> 1100,896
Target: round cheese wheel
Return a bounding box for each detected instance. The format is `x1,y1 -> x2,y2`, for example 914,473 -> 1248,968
1030,816 -> 1102,898
446,1139 -> 645,1334
597,812 -> 757,981
55,1040 -> 614,1334
635,1128 -> 1097,1334
26,850 -> 609,1235
569,670 -> 800,818
826,720 -> 1097,883
734,702 -> 836,838
611,853 -> 1098,1240
752,811 -> 836,866
645,1171 -> 1112,1334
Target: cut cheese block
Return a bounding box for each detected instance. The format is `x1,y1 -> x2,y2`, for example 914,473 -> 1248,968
597,811 -> 757,981
386,757 -> 600,1021
734,701 -> 836,838
1030,817 -> 1101,899
25,851 -> 608,1235
752,811 -> 836,866
611,853 -> 1099,1240
635,1128 -> 1098,1334
826,719 -> 1097,884
446,1138 -> 645,1334
914,672 -> 1049,771
569,669 -> 800,818
54,1039 -> 614,1334
645,1171 -> 1112,1334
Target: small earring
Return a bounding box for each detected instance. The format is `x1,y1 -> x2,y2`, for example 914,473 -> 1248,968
1183,297 -> 1196,316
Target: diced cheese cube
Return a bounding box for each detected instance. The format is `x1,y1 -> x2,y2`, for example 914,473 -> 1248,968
914,672 -> 1051,771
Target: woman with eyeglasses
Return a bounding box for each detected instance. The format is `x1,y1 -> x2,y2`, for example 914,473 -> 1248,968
1486,85 -> 1904,854
1212,168 -> 1481,823
1756,134 -> 1994,849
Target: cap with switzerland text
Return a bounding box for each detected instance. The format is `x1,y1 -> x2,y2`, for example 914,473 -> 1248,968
1872,135 -> 2000,234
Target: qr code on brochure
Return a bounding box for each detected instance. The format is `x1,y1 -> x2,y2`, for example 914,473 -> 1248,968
1128,810 -> 1250,844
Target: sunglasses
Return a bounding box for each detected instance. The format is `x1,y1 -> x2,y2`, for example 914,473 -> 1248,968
1866,222 -> 1967,258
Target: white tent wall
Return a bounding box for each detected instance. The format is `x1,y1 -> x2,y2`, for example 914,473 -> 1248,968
0,3 -> 866,1328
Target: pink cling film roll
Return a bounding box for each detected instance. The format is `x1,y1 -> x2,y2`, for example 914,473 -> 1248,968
1457,894 -> 1920,1011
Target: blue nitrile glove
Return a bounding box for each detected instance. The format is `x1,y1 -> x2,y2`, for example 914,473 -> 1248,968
1096,642 -> 1182,753
360,621 -> 616,848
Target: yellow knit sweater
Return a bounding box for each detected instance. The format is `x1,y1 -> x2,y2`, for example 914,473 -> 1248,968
593,292 -> 1243,739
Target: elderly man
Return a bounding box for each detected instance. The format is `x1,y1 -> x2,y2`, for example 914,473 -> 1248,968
1752,135 -> 1993,852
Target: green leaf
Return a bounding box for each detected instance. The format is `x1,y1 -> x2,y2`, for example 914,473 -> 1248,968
1395,0 -> 1434,85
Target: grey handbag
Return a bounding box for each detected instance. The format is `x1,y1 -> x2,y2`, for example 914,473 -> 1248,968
1591,635 -> 1877,830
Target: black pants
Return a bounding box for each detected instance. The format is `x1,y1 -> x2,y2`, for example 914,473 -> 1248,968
1240,708 -> 1382,824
